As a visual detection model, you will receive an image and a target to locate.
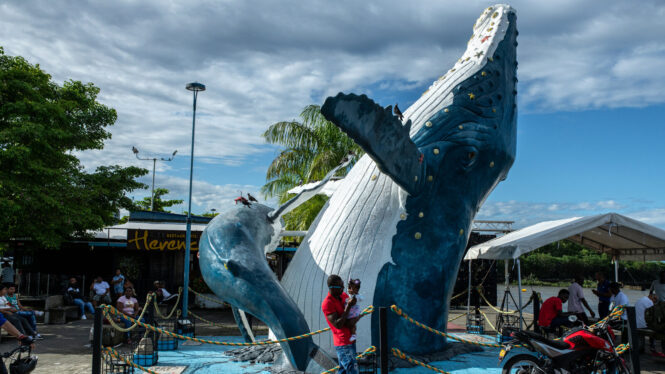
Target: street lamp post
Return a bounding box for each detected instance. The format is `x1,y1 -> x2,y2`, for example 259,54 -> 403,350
183,82 -> 205,318
132,147 -> 177,211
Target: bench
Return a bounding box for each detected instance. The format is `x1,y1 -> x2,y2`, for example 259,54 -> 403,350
45,295 -> 79,324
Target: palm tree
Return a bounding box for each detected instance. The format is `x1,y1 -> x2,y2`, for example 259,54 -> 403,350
262,105 -> 363,231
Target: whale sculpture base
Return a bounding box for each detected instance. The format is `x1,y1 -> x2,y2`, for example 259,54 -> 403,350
226,341 -> 483,373
226,344 -> 336,374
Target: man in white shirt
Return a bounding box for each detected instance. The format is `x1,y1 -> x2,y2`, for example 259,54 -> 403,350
650,271 -> 665,302
568,275 -> 596,324
609,282 -> 629,320
635,293 -> 658,329
90,276 -> 111,307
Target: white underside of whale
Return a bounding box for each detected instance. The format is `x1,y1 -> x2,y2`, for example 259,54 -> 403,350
280,4 -> 513,356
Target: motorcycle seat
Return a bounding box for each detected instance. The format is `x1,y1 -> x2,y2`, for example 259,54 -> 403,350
519,329 -> 571,350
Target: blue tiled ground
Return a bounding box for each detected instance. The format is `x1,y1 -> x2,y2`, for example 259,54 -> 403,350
145,336 -> 270,374
144,335 -> 519,374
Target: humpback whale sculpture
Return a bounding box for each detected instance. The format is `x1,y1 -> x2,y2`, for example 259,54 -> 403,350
199,3 -> 517,371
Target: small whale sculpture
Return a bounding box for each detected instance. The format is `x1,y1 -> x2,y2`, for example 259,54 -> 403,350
199,160 -> 352,371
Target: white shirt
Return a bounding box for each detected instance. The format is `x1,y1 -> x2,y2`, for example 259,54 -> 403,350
0,296 -> 10,309
610,291 -> 629,320
634,296 -> 654,329
160,288 -> 171,298
568,282 -> 585,313
93,281 -> 110,295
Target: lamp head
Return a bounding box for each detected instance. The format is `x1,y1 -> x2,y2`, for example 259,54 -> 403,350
186,82 -> 206,92
173,150 -> 178,156
132,146 -> 139,154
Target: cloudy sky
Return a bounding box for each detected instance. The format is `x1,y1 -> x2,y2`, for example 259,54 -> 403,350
2,0 -> 665,228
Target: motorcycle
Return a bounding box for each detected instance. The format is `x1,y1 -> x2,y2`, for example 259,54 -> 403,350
499,315 -> 630,373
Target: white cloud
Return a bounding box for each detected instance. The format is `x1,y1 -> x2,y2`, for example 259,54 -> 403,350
475,199 -> 656,228
3,0 -> 664,173
3,0 -> 665,218
131,174 -> 272,215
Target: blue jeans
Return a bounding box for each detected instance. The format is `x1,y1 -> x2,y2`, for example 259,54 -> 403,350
119,315 -> 144,340
16,311 -> 37,331
335,343 -> 358,374
73,298 -> 95,316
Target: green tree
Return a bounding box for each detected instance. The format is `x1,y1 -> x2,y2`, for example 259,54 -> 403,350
131,188 -> 183,212
262,105 -> 363,231
0,47 -> 147,247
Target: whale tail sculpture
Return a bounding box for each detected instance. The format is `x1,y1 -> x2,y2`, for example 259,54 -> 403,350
281,3 -> 518,356
200,3 -> 517,370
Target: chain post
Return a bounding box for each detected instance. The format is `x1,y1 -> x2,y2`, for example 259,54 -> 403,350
92,306 -> 103,374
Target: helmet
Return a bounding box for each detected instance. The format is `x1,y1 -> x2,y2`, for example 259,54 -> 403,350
10,356 -> 38,374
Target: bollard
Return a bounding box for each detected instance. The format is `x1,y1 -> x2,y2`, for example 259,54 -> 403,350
92,306 -> 103,374
379,307 -> 389,373
624,306 -> 641,374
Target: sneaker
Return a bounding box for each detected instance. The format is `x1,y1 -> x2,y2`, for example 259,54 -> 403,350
35,311 -> 45,317
349,334 -> 357,342
81,314 -> 87,320
34,334 -> 44,340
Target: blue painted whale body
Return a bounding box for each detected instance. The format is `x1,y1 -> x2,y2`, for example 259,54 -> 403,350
282,4 -> 518,356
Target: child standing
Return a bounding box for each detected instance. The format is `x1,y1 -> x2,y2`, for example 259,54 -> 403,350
345,278 -> 363,342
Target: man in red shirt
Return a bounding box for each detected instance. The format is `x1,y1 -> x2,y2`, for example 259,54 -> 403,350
538,289 -> 574,330
322,274 -> 360,374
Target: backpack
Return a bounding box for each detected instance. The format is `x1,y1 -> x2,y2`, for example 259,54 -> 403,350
645,301 -> 665,332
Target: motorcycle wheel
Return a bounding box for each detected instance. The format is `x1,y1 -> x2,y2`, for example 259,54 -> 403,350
502,354 -> 544,374
593,359 -> 630,374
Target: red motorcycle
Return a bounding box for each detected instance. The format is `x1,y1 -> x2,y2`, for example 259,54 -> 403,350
499,316 -> 630,373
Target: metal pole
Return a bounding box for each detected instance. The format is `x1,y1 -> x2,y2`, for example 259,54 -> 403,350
92,306 -> 103,374
625,306 -> 641,374
517,258 -> 523,330
379,307 -> 389,373
151,158 -> 156,211
614,259 -> 619,282
467,260 -> 472,316
504,261 -> 509,290
532,291 -> 540,332
183,90 -> 198,318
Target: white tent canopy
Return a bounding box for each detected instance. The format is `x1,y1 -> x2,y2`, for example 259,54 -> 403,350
464,212 -> 665,262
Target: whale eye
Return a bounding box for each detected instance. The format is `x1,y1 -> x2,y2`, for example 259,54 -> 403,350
459,145 -> 479,170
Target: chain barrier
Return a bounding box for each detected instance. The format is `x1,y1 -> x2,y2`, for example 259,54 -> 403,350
320,346 -> 376,374
447,312 -> 467,323
188,288 -> 227,306
101,293 -> 155,332
103,346 -> 159,374
390,305 -> 507,348
616,343 -> 630,355
449,288 -> 467,302
189,310 -> 230,328
102,304 -> 374,347
153,288 -> 182,319
478,309 -> 500,333
392,348 -> 450,374
476,286 -> 535,315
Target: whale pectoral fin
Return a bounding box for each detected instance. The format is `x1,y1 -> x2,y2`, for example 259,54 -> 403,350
321,93 -> 423,195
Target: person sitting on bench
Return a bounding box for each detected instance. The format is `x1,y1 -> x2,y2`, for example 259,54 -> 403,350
0,284 -> 38,339
538,289 -> 575,332
154,281 -> 178,305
